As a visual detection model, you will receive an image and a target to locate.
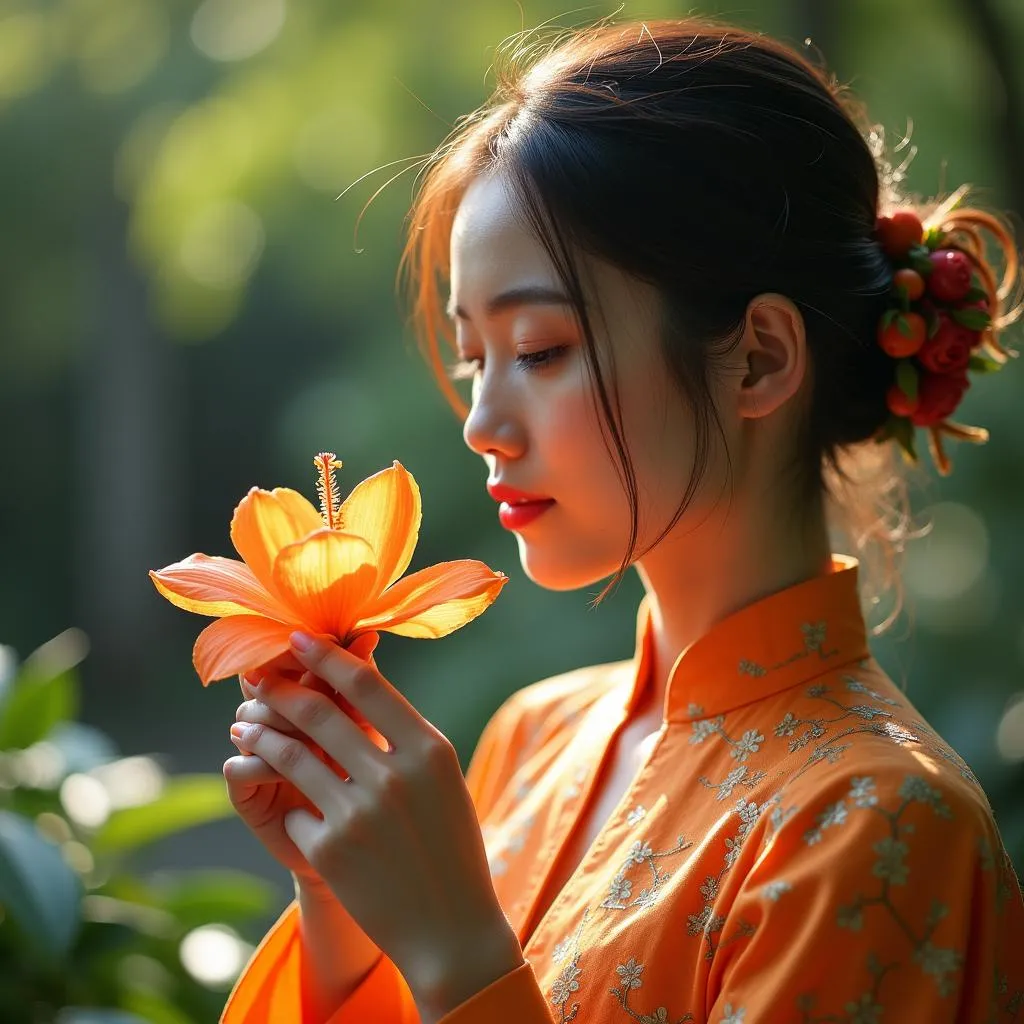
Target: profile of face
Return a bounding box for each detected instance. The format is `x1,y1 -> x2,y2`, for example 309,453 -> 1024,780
449,171 -> 807,592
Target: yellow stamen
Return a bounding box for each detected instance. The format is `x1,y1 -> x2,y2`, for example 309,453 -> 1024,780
314,452 -> 344,529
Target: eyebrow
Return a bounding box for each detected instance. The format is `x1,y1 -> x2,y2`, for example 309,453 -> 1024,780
446,285 -> 574,322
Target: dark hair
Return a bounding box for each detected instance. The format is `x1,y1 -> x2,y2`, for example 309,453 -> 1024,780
397,16 -> 1021,623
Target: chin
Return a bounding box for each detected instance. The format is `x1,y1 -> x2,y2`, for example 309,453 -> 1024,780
515,538 -> 623,592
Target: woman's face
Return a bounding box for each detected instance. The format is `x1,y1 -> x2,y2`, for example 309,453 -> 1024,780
449,171 -> 737,591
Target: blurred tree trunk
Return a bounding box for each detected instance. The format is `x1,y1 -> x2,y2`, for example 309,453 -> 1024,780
74,195 -> 185,740
954,0 -> 1024,219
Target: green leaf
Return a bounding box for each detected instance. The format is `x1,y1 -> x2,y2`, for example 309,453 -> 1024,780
964,285 -> 988,303
923,227 -> 946,250
895,314 -> 911,337
56,1010 -> 150,1024
92,776 -> 233,855
0,667 -> 77,751
896,360 -> 919,400
153,869 -> 277,928
908,245 -> 933,275
969,354 -> 1002,374
951,308 -> 990,330
0,810 -> 82,960
0,630 -> 88,751
889,416 -> 918,461
122,991 -> 195,1024
879,308 -> 899,329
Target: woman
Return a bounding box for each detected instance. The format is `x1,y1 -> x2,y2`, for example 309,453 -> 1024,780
219,17 -> 1023,1024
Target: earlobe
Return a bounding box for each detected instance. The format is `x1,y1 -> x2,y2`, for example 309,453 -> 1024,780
735,294 -> 807,420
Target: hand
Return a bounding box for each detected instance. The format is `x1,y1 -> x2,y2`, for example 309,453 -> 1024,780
231,631 -> 525,1016
223,636 -> 379,892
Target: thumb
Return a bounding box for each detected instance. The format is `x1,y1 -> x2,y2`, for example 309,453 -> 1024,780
346,631 -> 380,663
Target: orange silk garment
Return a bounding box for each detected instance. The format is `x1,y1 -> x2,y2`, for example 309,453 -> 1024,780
221,555 -> 1024,1023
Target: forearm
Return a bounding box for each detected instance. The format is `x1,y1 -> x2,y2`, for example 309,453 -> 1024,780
295,876 -> 383,1023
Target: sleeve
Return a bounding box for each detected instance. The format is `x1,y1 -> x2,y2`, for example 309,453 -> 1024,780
706,768 -> 1024,1024
220,690 -> 558,1024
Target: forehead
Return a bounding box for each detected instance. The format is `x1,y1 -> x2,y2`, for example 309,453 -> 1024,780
450,172 -> 556,286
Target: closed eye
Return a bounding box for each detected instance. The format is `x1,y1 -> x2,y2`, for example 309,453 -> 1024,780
445,345 -> 569,381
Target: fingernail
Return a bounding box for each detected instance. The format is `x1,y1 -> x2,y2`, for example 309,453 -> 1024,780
290,631 -> 315,653
243,670 -> 263,685
230,723 -> 249,741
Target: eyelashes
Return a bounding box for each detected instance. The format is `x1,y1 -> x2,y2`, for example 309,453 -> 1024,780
445,345 -> 570,381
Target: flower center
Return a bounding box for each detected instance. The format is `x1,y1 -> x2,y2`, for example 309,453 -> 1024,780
314,452 -> 343,529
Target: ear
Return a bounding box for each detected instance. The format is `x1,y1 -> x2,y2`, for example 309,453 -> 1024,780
732,293 -> 808,420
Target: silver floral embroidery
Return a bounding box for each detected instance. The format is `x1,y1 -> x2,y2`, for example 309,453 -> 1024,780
732,729 -> 765,761
843,676 -> 900,706
913,942 -> 963,997
803,799 -> 848,845
549,909 -> 589,1023
736,621 -> 838,679
699,764 -> 767,801
850,776 -> 878,807
816,774 -> 967,999
608,955 -> 695,1022
690,715 -> 768,765
486,810 -> 538,877
720,1003 -> 746,1023
563,763 -> 590,800
797,953 -> 896,1023
763,879 -> 792,902
600,834 -> 692,911
626,804 -> 648,826
871,836 -> 909,885
688,799 -> 763,961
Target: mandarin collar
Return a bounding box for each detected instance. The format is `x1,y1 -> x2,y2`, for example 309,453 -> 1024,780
625,555 -> 870,724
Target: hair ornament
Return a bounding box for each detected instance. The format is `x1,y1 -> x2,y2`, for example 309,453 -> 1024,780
873,187 -> 1015,475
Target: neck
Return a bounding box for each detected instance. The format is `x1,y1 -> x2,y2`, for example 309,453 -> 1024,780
633,495 -> 832,724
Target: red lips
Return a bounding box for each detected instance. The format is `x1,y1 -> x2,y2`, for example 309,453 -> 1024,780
486,482 -> 553,504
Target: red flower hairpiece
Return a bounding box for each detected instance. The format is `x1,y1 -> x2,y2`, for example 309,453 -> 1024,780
872,203 -> 1012,475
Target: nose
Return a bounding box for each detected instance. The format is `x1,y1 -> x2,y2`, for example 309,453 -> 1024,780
462,376 -> 526,461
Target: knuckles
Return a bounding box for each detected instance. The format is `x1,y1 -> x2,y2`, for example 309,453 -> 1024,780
275,738 -> 306,771
292,693 -> 334,732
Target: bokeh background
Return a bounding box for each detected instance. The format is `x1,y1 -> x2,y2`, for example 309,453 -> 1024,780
1,0 -> 1023,1015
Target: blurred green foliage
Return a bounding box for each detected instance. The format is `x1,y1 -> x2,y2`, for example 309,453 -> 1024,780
0,1 -> 1022,1007
0,631 -> 275,1022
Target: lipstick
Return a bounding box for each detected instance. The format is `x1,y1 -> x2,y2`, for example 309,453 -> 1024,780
487,482 -> 556,531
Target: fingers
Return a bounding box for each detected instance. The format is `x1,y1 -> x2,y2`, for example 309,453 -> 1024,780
224,752 -> 283,787
287,634 -> 414,747
237,651 -> 307,696
250,677 -> 386,779
237,693 -> 297,735
230,721 -> 349,816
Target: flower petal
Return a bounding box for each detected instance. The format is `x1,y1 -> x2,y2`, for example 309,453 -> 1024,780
149,554 -> 292,620
355,560 -> 507,639
230,487 -> 324,593
193,616 -> 297,686
339,461 -> 421,595
271,530 -> 379,637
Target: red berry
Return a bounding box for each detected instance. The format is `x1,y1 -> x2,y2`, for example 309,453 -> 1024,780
876,211 -> 924,259
917,316 -> 974,374
886,384 -> 919,417
927,249 -> 973,303
910,372 -> 970,427
878,312 -> 926,357
892,268 -> 925,301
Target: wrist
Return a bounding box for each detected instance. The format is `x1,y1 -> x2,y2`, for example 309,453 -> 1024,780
292,872 -> 335,903
409,919 -> 525,1023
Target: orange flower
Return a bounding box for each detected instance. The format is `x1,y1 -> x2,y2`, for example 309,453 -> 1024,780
150,454 -> 507,685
